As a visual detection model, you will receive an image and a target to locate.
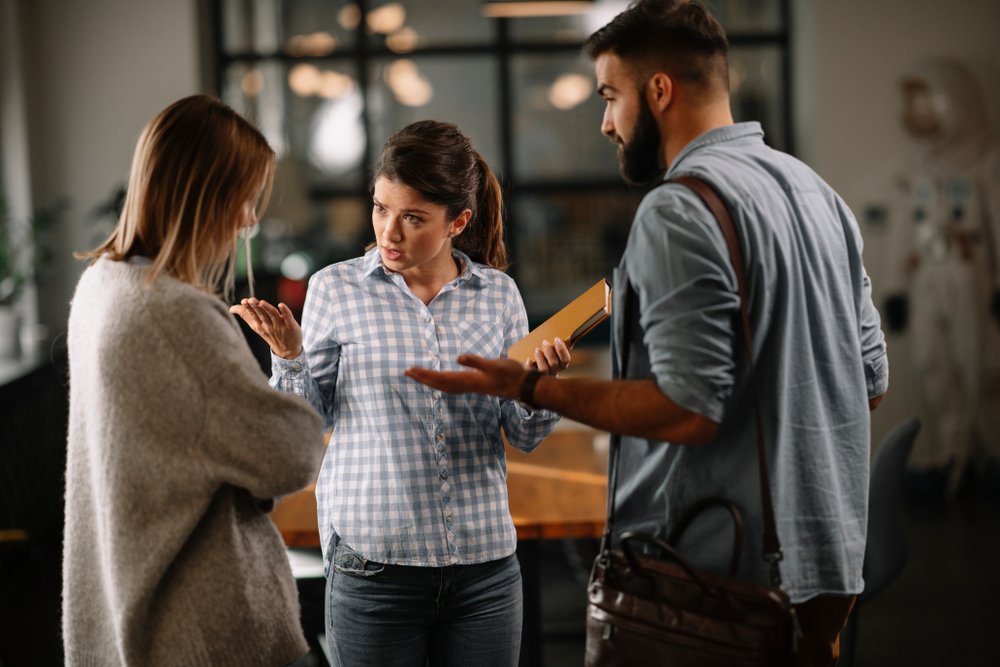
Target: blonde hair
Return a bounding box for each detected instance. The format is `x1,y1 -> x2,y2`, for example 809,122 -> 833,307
80,95 -> 275,295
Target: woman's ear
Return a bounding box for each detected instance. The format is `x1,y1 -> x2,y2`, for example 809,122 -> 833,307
449,209 -> 472,238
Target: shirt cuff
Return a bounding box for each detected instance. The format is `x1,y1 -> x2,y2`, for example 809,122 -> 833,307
512,399 -> 559,422
865,355 -> 889,399
271,350 -> 308,376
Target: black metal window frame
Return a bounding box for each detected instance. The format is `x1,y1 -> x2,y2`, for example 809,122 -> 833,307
208,0 -> 792,285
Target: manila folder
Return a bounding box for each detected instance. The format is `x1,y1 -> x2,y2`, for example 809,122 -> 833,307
508,278 -> 612,362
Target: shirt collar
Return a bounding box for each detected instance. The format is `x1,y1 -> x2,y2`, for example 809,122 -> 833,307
360,247 -> 488,287
665,121 -> 764,178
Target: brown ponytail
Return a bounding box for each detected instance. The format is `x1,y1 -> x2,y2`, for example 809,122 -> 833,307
457,154 -> 507,271
372,120 -> 509,271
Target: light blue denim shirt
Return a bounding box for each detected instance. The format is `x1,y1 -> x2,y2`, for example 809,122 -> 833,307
271,248 -> 560,568
611,122 -> 889,603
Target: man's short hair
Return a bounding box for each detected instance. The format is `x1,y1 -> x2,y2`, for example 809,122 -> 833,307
585,0 -> 730,96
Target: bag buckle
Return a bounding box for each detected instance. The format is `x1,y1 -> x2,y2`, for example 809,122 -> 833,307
764,550 -> 783,588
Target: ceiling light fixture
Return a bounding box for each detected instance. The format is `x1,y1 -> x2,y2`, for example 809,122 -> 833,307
481,1 -> 595,19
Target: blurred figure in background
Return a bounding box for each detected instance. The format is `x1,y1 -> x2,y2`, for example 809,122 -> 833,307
883,58 -> 1000,498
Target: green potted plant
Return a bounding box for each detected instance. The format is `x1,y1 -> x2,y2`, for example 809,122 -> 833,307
0,193 -> 63,358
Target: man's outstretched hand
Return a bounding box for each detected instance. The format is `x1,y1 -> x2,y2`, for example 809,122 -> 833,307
405,355 -> 528,399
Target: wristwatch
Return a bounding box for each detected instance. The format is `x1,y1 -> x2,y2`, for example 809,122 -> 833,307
519,369 -> 544,408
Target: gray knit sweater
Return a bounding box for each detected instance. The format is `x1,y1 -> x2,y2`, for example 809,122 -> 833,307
63,257 -> 325,666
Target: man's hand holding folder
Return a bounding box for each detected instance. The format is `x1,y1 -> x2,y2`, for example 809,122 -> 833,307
405,279 -> 612,402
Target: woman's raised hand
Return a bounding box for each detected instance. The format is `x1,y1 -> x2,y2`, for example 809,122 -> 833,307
229,298 -> 303,360
526,337 -> 571,376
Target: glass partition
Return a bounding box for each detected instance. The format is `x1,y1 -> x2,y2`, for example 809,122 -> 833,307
367,56 -> 501,169
511,52 -> 619,181
365,0 -> 493,47
213,0 -> 792,315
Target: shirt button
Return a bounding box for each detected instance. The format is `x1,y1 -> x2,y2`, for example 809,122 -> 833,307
434,391 -> 442,400
289,363 -> 302,373
439,471 -> 448,480
424,315 -> 432,323
436,433 -> 445,443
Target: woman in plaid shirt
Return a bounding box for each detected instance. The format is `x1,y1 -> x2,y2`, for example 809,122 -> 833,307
233,120 -> 570,667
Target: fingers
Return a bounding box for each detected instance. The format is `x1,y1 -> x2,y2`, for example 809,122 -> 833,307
230,299 -> 302,359
238,298 -> 283,331
554,337 -> 572,369
457,355 -> 526,381
530,338 -> 570,376
410,356 -> 525,400
532,345 -> 552,374
404,367 -> 474,394
454,354 -> 497,371
247,298 -> 281,325
230,304 -> 266,333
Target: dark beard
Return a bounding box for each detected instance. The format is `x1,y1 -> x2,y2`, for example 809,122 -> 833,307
618,98 -> 663,186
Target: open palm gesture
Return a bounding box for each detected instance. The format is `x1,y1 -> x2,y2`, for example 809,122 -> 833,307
229,298 -> 302,360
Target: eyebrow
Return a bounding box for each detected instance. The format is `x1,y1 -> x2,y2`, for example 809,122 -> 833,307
372,196 -> 430,216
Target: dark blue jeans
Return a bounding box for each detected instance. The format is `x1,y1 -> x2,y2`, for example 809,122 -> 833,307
324,538 -> 523,667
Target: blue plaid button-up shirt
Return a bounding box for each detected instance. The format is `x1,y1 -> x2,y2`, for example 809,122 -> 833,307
271,248 -> 560,567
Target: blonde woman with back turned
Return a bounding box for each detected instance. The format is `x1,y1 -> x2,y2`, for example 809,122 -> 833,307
62,94 -> 325,666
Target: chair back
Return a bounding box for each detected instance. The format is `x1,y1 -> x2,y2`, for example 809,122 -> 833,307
861,417 -> 921,602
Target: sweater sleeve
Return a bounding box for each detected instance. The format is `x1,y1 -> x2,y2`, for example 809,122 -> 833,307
169,295 -> 326,500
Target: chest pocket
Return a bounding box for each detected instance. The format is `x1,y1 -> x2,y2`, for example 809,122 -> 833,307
453,319 -> 505,361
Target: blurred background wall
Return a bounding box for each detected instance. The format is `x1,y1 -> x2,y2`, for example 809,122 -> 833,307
7,0 -> 1000,447
5,0 -> 205,335
794,0 -> 1000,457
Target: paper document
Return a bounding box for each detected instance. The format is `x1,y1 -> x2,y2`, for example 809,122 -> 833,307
508,279 -> 612,362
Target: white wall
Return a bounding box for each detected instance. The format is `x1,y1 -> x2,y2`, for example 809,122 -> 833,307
18,0 -> 203,338
793,0 -> 1000,452
1,0 -> 37,337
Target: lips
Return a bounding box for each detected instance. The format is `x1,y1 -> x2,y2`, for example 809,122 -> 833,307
381,246 -> 403,261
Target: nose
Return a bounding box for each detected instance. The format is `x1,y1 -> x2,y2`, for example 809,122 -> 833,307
382,216 -> 402,243
600,106 -> 615,140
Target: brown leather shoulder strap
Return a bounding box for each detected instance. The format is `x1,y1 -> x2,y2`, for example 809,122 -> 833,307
669,175 -> 783,575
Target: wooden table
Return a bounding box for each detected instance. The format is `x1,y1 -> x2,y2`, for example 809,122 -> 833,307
271,425 -> 609,666
506,427 -> 608,667
274,427 -> 608,545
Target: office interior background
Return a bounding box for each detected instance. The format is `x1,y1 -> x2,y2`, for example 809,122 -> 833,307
1,0 -> 999,665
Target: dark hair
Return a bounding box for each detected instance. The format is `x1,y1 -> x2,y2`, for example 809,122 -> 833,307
371,120 -> 508,271
584,0 -> 729,97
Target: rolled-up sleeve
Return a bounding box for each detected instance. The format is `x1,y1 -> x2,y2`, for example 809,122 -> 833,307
625,186 -> 739,423
859,271 -> 889,398
269,271 -> 342,430
498,274 -> 560,451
